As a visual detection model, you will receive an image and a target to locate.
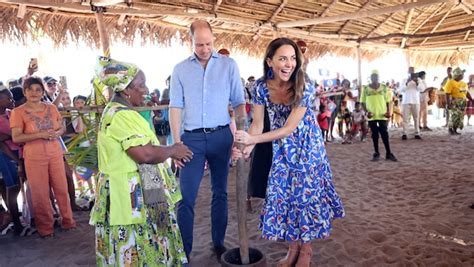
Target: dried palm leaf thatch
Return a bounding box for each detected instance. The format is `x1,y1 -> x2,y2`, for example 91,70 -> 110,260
0,0 -> 473,67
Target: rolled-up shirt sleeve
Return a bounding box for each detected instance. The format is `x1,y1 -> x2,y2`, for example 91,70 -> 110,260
229,59 -> 246,108
169,66 -> 184,109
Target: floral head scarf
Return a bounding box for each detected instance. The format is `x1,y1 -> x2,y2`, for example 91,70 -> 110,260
96,56 -> 140,93
452,67 -> 465,79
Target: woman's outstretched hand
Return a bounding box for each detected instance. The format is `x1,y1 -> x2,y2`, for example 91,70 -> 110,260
171,142 -> 193,163
235,130 -> 255,146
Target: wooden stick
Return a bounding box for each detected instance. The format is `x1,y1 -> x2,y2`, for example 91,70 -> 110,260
58,105 -> 168,114
235,115 -> 249,265
252,0 -> 287,41
459,1 -> 473,14
461,0 -> 474,10
276,0 -> 450,28
317,91 -> 345,98
464,21 -> 474,41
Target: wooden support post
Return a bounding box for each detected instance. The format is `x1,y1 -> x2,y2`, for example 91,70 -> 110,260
400,7 -> 414,48
17,4 -> 27,18
356,45 -> 362,97
236,114 -> 249,265
94,9 -> 112,100
405,50 -> 411,69
95,11 -> 111,58
118,14 -> 126,25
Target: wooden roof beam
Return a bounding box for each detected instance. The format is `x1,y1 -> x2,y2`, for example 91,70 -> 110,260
309,0 -> 337,33
401,7 -> 415,48
321,0 -> 337,17
365,13 -> 396,38
420,4 -> 455,46
458,0 -> 473,14
461,0 -> 473,10
337,0 -> 374,34
0,0 -> 263,26
252,0 -> 287,41
359,25 -> 474,42
213,0 -> 222,15
16,3 -> 26,18
464,21 -> 474,41
277,0 -> 450,28
412,3 -> 445,34
408,43 -> 474,50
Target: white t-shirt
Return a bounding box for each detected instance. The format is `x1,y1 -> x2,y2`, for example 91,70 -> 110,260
418,78 -> 429,103
402,80 -> 421,105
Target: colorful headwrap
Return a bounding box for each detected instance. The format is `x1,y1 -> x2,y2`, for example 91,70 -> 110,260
95,56 -> 140,93
452,67 -> 465,79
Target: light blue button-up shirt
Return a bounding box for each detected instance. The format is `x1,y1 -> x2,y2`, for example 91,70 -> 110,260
169,51 -> 245,131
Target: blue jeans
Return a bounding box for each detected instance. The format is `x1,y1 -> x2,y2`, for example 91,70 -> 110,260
0,151 -> 19,188
177,126 -> 233,257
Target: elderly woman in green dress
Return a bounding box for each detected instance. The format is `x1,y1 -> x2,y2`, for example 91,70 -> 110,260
445,67 -> 472,134
89,57 -> 193,266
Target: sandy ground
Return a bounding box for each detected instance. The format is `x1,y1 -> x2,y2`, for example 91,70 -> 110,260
1,122 -> 473,267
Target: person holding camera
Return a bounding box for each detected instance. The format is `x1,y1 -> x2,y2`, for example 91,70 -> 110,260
401,71 -> 422,140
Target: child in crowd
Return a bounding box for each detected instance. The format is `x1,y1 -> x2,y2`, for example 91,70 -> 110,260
337,101 -> 351,138
317,104 -> 330,142
0,87 -> 35,236
72,95 -> 87,133
343,102 -> 367,144
391,99 -> 403,128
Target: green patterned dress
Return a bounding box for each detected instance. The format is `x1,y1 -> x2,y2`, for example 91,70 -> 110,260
90,102 -> 187,266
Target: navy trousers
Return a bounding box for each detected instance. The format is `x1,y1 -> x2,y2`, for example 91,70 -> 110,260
177,126 -> 233,258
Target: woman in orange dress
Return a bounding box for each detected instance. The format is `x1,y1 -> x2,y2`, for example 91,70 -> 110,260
10,76 -> 75,237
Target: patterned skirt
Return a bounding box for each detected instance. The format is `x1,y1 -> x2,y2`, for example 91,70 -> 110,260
259,129 -> 345,243
93,179 -> 187,267
449,98 -> 467,130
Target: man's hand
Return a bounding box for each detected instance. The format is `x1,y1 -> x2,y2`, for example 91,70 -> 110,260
367,112 -> 373,119
231,146 -> 242,161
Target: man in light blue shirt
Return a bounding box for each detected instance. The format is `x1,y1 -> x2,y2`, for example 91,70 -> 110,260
169,20 -> 246,261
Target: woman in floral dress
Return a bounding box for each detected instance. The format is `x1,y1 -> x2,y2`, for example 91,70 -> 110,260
89,57 -> 193,266
235,38 -> 344,267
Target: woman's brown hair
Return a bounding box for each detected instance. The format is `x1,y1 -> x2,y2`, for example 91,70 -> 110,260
22,76 -> 45,93
263,37 -> 305,108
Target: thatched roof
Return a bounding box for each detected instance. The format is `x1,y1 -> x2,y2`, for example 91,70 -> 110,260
0,0 -> 473,67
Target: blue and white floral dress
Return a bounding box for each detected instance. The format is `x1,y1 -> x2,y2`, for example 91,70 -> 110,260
252,78 -> 345,243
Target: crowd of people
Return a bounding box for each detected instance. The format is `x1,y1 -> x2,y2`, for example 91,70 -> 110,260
1,18 -> 473,266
